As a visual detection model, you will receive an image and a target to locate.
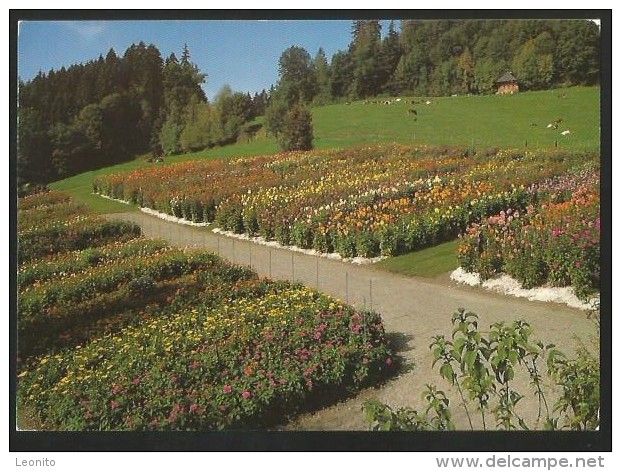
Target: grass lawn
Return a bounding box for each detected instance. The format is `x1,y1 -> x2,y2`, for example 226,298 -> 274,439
375,240 -> 461,278
313,87 -> 599,151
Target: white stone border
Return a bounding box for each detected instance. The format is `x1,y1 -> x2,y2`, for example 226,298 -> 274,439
450,267 -> 599,311
98,193 -> 130,204
95,192 -> 384,264
94,193 -> 211,227
139,207 -> 211,227
212,228 -> 386,265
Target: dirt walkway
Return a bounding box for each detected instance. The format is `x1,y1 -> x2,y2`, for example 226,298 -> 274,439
105,211 -> 598,430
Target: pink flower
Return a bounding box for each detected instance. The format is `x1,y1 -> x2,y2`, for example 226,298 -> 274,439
132,377 -> 141,385
314,332 -> 322,340
241,390 -> 252,399
110,400 -> 119,410
223,384 -> 232,394
189,403 -> 200,413
386,357 -> 393,366
111,385 -> 122,395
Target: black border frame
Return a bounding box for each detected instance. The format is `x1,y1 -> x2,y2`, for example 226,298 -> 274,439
9,8 -> 612,452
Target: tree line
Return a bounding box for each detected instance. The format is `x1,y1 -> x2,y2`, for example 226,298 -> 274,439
18,42 -> 268,184
18,19 -> 599,184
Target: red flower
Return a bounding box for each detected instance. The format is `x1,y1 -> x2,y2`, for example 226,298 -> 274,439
241,390 -> 252,399
223,384 -> 232,394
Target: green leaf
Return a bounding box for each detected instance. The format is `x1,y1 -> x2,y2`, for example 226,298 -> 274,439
440,363 -> 455,384
453,337 -> 466,355
464,349 -> 476,371
508,350 -> 519,365
506,367 -> 514,382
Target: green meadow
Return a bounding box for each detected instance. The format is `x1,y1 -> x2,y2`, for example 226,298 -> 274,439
312,87 -> 599,150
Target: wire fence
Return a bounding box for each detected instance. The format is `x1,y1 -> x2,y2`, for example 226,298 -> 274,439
125,213 -> 380,312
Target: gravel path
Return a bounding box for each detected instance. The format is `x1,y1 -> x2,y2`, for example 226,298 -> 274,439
105,211 -> 598,430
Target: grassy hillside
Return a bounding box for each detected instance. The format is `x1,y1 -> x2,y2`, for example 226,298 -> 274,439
313,87 -> 599,150
50,86 -> 599,214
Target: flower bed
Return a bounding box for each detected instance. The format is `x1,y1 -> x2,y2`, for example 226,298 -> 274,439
18,238 -> 168,289
17,191 -> 393,430
457,169 -> 600,300
18,248 -> 227,331
19,282 -> 392,430
18,216 -> 142,264
93,145 -> 596,258
18,190 -> 143,264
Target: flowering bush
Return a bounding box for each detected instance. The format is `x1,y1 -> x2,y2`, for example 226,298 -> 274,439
457,170 -> 600,299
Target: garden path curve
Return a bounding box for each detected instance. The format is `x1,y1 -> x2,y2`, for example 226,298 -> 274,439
105,211 -> 598,431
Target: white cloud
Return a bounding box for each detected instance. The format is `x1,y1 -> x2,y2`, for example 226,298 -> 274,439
61,21 -> 107,41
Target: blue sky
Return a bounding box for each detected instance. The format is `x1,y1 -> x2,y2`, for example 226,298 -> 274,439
17,19 -> 393,98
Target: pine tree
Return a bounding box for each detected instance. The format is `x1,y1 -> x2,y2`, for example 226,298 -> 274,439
350,20 -> 383,98
313,48 -> 332,105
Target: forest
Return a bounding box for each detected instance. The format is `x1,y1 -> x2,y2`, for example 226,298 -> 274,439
17,19 -> 600,184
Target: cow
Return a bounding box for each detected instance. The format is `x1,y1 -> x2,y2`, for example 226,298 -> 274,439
408,109 -> 417,116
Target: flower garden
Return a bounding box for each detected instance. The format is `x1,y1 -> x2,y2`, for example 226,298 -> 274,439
457,166 -> 600,300
17,191 -> 392,430
93,144 -> 600,298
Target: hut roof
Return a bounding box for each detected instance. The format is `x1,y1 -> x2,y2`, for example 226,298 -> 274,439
496,71 -> 518,84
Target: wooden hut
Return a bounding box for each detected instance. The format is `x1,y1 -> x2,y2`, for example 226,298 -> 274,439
495,71 -> 519,95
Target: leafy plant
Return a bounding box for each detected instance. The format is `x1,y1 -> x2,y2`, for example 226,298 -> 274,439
547,309 -> 600,430
364,307 -> 600,431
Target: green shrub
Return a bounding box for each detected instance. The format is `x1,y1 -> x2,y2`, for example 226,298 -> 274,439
278,104 -> 314,152
363,308 -> 600,431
